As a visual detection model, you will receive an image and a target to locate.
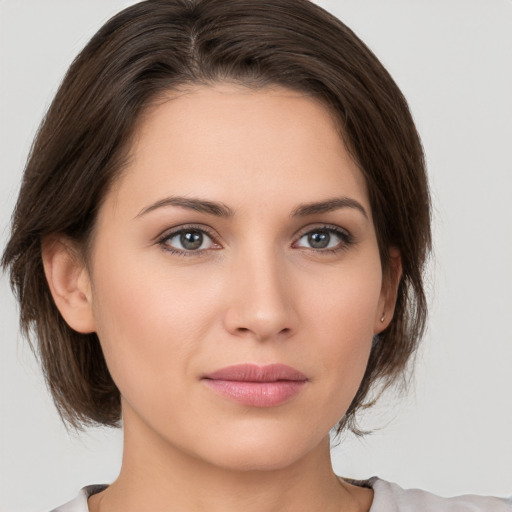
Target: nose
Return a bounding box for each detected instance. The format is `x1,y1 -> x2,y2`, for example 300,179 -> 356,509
223,247 -> 298,342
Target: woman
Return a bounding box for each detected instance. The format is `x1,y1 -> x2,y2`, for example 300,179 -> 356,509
2,1 -> 510,511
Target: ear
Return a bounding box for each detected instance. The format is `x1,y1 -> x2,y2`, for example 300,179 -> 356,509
374,247 -> 402,334
41,236 -> 96,334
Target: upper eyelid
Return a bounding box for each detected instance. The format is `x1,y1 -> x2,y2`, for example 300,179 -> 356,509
293,223 -> 351,239
158,222 -> 349,237
157,224 -> 220,243
156,223 -> 353,251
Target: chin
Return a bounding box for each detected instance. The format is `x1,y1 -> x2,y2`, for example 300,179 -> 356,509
191,422 -> 328,473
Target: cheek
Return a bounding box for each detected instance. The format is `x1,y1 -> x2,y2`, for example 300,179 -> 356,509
305,253 -> 383,342
300,258 -> 382,416
87,222 -> 384,442
88,248 -> 222,404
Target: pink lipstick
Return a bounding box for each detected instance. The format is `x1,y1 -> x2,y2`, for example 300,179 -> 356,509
202,364 -> 307,407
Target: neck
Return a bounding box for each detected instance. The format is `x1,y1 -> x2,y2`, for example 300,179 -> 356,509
89,407 -> 371,512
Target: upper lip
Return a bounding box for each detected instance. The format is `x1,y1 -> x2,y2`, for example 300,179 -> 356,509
203,364 -> 308,382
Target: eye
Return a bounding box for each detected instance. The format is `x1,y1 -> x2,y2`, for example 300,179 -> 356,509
294,227 -> 352,251
159,228 -> 218,253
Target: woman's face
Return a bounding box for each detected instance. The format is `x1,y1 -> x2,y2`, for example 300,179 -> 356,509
82,84 -> 395,470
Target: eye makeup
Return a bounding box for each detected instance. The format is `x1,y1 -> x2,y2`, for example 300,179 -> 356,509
155,222 -> 355,258
156,224 -> 221,257
293,224 -> 355,255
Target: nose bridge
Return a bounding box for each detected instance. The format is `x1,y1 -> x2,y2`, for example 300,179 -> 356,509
224,241 -> 296,340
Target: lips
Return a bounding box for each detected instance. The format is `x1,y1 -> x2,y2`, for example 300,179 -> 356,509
202,364 -> 308,407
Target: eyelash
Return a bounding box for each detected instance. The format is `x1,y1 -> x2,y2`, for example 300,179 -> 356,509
157,224 -> 354,257
293,225 -> 354,254
157,224 -> 220,257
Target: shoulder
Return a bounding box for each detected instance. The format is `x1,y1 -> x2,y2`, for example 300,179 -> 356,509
48,485 -> 107,512
368,477 -> 512,512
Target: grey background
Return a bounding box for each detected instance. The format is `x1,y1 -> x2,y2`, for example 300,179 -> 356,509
1,1 -> 511,511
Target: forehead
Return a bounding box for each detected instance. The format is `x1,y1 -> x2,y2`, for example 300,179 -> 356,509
105,83 -> 369,218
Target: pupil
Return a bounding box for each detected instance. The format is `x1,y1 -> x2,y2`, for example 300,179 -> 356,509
181,230 -> 203,250
308,231 -> 330,249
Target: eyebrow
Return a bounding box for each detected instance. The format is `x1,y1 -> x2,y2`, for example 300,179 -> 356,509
291,197 -> 368,219
136,196 -> 234,218
135,195 -> 368,220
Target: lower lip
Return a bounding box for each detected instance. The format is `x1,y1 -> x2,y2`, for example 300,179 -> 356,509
203,379 -> 306,407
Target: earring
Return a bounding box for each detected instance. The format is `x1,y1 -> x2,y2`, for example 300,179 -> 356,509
380,313 -> 385,323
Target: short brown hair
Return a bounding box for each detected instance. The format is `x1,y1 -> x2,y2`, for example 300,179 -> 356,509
2,0 -> 431,434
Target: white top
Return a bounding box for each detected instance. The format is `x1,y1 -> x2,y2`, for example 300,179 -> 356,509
50,478 -> 512,511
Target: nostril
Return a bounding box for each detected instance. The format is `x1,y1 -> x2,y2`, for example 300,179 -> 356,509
234,326 -> 292,338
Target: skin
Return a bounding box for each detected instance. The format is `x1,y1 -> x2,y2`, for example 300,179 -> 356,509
43,83 -> 400,512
